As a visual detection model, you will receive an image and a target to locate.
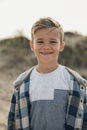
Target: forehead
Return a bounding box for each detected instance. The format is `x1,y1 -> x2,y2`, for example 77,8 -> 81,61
34,28 -> 60,38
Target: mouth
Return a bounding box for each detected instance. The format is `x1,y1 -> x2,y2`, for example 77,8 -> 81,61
40,52 -> 53,55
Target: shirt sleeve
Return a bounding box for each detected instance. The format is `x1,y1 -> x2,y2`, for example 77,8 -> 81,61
82,83 -> 87,129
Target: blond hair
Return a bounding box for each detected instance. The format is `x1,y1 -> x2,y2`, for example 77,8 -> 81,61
31,17 -> 64,42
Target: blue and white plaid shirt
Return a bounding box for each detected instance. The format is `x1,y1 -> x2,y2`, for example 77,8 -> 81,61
7,66 -> 87,130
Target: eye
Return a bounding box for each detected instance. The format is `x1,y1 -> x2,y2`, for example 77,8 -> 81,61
36,40 -> 44,45
50,40 -> 58,45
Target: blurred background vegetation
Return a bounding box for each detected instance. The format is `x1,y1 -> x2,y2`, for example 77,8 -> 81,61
0,31 -> 87,78
0,31 -> 87,130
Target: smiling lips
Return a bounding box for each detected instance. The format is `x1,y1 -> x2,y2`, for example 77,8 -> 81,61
40,52 -> 53,55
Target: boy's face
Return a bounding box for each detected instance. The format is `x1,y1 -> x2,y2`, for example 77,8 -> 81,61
30,28 -> 65,65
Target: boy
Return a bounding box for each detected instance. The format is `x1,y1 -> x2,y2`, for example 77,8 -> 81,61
8,17 -> 87,130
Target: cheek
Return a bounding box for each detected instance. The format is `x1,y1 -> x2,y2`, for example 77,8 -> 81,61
54,48 -> 61,55
33,47 -> 39,54
54,46 -> 60,51
32,44 -> 37,51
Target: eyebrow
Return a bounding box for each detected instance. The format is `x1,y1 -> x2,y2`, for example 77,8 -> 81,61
36,38 -> 43,40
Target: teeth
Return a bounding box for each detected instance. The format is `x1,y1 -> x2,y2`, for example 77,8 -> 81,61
40,52 -> 52,55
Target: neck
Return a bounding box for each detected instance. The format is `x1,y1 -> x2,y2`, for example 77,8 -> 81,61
36,63 -> 59,73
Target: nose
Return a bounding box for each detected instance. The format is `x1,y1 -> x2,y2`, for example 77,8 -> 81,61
43,43 -> 51,49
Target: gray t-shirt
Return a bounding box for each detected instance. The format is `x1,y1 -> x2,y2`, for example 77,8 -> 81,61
29,65 -> 70,130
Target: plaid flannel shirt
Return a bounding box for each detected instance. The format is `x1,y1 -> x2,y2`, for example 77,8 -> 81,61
7,66 -> 87,130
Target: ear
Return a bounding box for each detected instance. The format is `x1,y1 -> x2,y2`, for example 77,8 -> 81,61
59,41 -> 65,52
30,41 -> 34,51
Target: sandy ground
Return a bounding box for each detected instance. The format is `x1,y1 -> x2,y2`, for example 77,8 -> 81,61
0,53 -> 28,130
0,71 -> 16,130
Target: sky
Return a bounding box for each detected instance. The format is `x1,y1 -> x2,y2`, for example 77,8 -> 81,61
0,0 -> 87,40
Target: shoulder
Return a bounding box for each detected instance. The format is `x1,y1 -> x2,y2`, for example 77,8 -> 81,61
13,66 -> 35,89
64,66 -> 87,87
